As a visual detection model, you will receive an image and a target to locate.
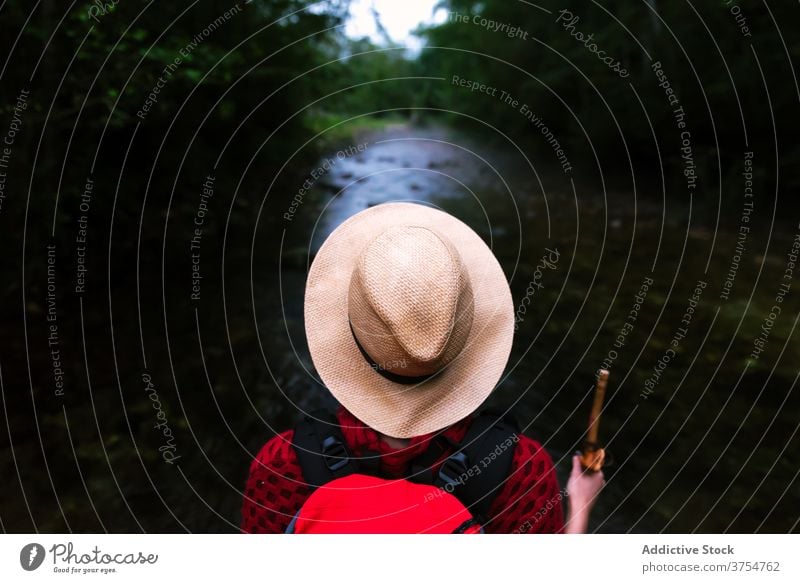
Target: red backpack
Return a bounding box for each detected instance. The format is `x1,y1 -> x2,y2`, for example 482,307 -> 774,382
288,409 -> 519,534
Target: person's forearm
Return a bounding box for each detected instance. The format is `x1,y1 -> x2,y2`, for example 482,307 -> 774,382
563,503 -> 591,534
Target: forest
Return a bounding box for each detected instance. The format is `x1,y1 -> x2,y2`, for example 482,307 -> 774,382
1,1 -> 798,533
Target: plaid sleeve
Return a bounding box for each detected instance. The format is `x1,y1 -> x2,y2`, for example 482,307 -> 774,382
240,430 -> 313,533
484,435 -> 565,534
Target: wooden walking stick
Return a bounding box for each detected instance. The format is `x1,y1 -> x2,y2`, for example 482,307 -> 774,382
580,369 -> 609,472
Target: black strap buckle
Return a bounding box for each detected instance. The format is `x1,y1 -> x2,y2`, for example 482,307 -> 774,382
438,451 -> 469,488
321,435 -> 350,472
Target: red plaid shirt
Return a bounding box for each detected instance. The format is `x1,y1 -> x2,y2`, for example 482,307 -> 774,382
241,408 -> 564,534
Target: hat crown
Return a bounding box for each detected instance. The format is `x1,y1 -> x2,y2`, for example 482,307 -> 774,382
348,226 -> 474,377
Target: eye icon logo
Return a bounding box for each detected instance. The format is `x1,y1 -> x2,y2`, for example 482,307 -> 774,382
20,543 -> 46,571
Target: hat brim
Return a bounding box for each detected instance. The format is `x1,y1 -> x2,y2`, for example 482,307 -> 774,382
304,202 -> 514,438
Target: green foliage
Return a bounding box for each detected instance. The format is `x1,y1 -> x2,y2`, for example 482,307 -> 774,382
416,0 -> 800,193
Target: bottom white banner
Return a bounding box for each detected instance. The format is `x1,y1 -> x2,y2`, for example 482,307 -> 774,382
1,534 -> 796,582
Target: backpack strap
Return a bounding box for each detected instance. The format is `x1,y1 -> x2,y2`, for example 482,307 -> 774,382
291,409 -> 379,488
406,433 -> 455,483
428,410 -> 519,522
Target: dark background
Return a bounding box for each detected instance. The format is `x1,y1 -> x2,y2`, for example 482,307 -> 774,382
0,0 -> 798,533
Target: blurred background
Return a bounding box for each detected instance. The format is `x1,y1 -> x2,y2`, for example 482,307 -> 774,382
0,0 -> 798,533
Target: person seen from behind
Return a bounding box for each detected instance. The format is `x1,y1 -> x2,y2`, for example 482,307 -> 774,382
241,202 -> 604,533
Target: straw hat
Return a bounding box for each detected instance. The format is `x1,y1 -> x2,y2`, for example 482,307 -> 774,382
304,202 -> 513,438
